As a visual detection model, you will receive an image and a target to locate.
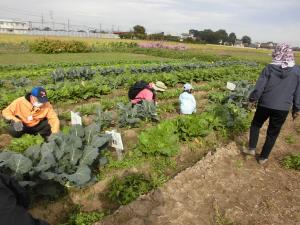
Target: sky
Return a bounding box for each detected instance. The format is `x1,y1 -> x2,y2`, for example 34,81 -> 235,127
1,0 -> 300,46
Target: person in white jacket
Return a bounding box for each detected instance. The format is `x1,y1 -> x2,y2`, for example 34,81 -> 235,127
179,83 -> 197,114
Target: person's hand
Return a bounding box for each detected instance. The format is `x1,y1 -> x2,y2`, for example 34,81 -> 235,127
12,120 -> 23,132
292,111 -> 300,121
247,101 -> 256,109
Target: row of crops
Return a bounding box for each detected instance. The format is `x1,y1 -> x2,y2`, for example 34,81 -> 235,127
0,79 -> 254,197
0,61 -> 262,109
0,52 -> 263,224
0,59 -> 177,72
50,61 -> 258,82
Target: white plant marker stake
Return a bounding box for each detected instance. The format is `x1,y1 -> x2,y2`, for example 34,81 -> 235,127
226,82 -> 236,91
106,130 -> 124,160
71,111 -> 82,125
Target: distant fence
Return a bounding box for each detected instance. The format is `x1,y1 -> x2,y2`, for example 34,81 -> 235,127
0,29 -> 120,39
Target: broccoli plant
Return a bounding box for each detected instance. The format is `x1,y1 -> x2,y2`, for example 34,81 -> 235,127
0,123 -> 111,196
11,77 -> 31,87
117,101 -> 158,127
227,80 -> 254,109
0,79 -> 5,87
117,103 -> 141,128
94,106 -> 113,129
51,68 -> 65,83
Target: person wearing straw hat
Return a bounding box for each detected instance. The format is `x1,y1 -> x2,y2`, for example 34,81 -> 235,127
179,83 -> 197,114
243,43 -> 300,164
130,81 -> 167,105
2,87 -> 60,139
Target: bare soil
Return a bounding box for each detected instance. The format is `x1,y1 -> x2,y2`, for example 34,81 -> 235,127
93,116 -> 300,225
20,86 -> 300,225
0,134 -> 12,149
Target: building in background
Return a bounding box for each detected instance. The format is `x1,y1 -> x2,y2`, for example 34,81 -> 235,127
0,19 -> 119,38
0,19 -> 29,33
234,39 -> 244,48
180,33 -> 195,42
260,42 -> 276,49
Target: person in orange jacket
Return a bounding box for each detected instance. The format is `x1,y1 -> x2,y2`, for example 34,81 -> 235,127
2,87 -> 59,139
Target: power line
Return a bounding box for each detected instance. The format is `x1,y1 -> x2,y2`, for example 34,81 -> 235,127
0,7 -> 123,32
0,8 -> 41,18
0,6 -> 42,16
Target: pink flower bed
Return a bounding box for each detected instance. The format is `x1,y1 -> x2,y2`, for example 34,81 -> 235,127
138,42 -> 188,51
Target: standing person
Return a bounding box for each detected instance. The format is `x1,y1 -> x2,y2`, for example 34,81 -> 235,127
2,87 -> 59,139
129,80 -> 167,105
179,83 -> 197,115
243,43 -> 300,164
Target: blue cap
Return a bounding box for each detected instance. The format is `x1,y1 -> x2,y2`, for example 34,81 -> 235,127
31,87 -> 48,103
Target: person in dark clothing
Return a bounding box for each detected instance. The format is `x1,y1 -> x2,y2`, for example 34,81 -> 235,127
0,173 -> 49,225
244,43 -> 300,164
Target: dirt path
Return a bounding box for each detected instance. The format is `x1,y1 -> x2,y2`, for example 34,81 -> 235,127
94,117 -> 300,225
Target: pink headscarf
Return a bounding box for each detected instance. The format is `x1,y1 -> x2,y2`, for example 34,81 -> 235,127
271,43 -> 295,68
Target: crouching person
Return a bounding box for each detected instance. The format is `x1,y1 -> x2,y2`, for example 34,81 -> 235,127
179,83 -> 197,114
130,80 -> 167,105
2,87 -> 59,139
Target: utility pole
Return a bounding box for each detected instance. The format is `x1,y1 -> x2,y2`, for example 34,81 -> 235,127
41,13 -> 44,29
49,10 -> 54,30
99,23 -> 101,33
28,21 -> 32,30
111,25 -> 114,33
67,19 -> 70,32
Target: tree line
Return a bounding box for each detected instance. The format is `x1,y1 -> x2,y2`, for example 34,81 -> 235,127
119,25 -> 252,45
189,29 -> 251,45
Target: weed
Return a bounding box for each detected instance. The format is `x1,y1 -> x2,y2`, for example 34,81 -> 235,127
60,206 -> 105,225
8,134 -> 44,153
282,154 -> 300,171
284,135 -> 296,144
107,173 -> 153,205
214,204 -> 235,225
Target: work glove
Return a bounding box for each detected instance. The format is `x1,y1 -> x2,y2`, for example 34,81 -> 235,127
12,120 -> 23,132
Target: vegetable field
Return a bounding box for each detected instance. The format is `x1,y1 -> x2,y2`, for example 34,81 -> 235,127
0,35 -> 299,225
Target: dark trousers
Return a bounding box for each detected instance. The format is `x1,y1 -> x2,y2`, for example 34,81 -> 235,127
249,106 -> 289,159
8,119 -> 51,139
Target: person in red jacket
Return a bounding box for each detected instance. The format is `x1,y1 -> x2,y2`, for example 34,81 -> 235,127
130,81 -> 167,105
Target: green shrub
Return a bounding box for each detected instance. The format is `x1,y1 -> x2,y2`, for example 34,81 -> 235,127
282,154 -> 300,170
138,120 -> 179,156
8,134 -> 44,153
29,39 -> 91,54
107,174 -> 153,205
